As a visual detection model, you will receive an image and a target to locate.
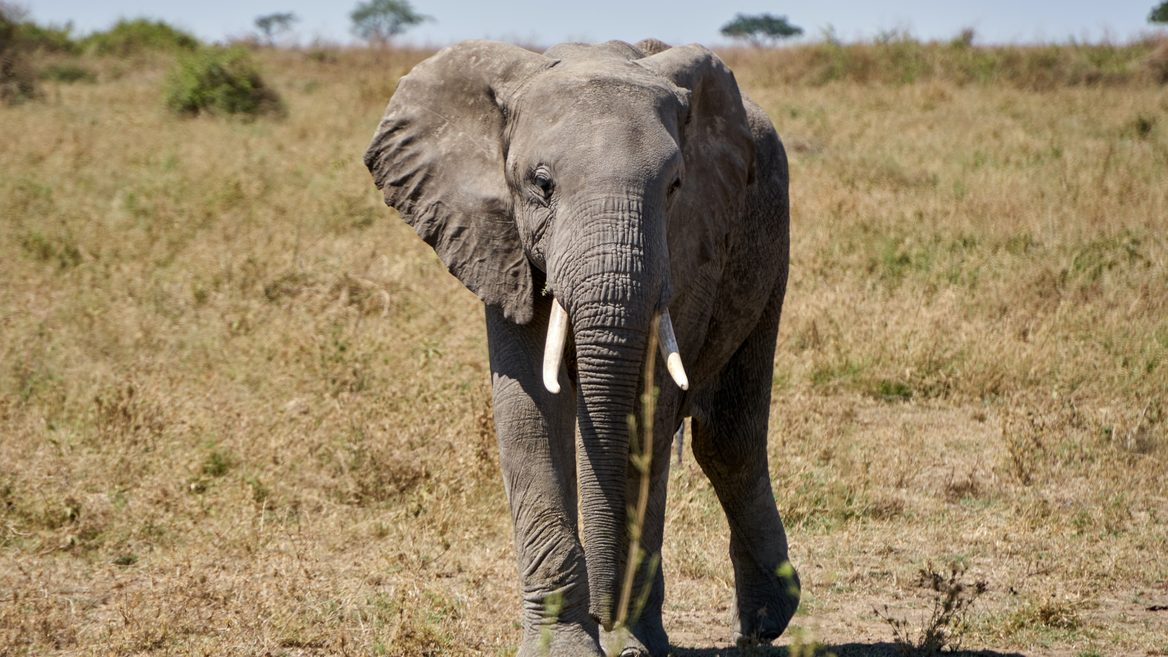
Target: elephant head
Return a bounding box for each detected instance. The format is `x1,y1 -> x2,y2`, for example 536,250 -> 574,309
364,40 -> 755,629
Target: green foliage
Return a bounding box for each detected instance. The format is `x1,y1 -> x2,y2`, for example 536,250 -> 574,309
13,20 -> 77,53
872,379 -> 914,402
165,47 -> 284,118
41,62 -> 96,83
0,0 -> 78,79
81,18 -> 200,56
1151,2 -> 1168,23
0,5 -> 36,102
255,12 -> 297,44
721,12 -> 803,46
200,448 -> 235,478
350,0 -> 429,45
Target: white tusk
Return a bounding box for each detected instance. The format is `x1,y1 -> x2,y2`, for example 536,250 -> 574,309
543,299 -> 569,394
657,309 -> 689,391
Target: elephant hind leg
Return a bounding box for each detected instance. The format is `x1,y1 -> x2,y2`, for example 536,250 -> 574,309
690,296 -> 799,645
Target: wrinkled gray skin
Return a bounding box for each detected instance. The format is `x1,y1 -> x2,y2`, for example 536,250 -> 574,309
365,38 -> 798,657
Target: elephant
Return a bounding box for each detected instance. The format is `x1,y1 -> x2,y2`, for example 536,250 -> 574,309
364,38 -> 798,657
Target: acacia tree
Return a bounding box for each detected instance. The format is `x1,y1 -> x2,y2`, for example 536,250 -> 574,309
1151,2 -> 1168,23
350,0 -> 429,45
720,13 -> 803,47
254,12 -> 297,45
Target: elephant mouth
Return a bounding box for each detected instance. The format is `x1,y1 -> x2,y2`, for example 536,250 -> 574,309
542,298 -> 689,395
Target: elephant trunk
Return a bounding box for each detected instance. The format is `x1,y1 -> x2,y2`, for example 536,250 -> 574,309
547,194 -> 669,630
574,316 -> 645,630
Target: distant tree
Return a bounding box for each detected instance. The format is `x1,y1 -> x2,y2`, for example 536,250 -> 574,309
720,13 -> 803,47
1151,2 -> 1168,23
254,12 -> 298,45
350,0 -> 429,45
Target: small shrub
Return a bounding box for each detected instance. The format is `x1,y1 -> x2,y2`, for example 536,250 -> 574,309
200,448 -> 235,478
0,6 -> 36,103
80,18 -> 200,56
872,379 -> 914,402
41,62 -> 96,83
875,562 -> 988,656
165,47 -> 284,118
112,553 -> 139,566
1128,114 -> 1156,140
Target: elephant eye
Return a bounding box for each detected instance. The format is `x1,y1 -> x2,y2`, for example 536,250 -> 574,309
668,176 -> 682,197
531,166 -> 554,201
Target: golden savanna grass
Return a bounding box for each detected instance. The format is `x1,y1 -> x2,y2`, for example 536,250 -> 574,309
1,42 -> 1166,656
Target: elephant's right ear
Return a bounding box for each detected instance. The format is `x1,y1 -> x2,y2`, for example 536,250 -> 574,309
364,41 -> 554,325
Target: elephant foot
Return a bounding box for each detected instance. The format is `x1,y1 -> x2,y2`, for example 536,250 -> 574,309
600,619 -> 669,657
518,622 -> 604,657
731,557 -> 800,646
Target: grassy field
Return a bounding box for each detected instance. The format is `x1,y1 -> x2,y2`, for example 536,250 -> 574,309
1,42 -> 1166,657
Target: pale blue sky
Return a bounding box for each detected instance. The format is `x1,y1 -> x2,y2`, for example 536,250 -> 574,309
23,1 -> 1165,46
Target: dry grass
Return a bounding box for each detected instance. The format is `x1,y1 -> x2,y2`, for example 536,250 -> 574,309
722,36 -> 1168,89
1,42 -> 1166,656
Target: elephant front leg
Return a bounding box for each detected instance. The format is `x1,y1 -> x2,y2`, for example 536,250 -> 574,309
690,300 -> 800,647
487,305 -> 602,657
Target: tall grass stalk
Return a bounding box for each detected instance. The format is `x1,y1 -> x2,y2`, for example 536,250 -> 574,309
615,318 -> 659,633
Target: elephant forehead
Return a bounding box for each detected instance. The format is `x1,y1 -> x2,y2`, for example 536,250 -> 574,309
509,87 -> 683,169
518,60 -> 683,114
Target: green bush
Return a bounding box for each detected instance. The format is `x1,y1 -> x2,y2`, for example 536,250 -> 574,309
165,48 -> 284,118
81,18 -> 199,56
0,6 -> 36,103
15,21 -> 77,53
41,62 -> 96,83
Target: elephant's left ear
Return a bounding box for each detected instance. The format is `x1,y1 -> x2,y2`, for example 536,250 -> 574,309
639,45 -> 756,216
